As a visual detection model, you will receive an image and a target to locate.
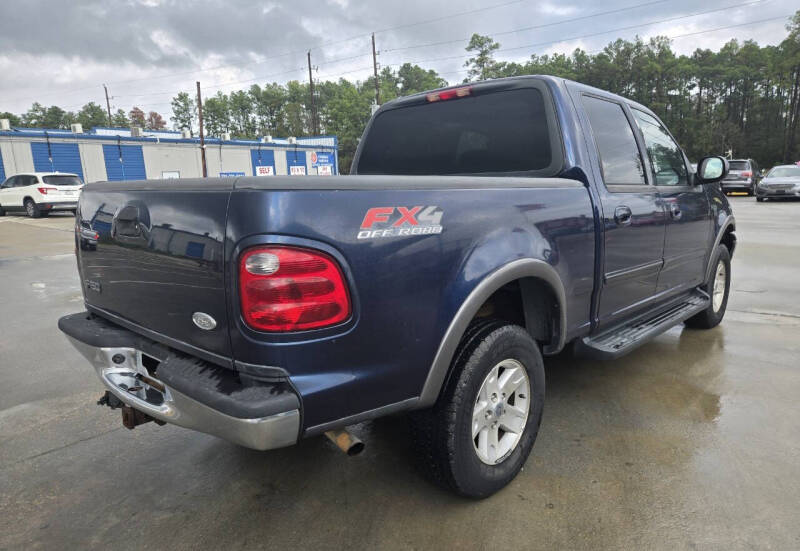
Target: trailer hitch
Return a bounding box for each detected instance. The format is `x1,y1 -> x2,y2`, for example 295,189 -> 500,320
97,391 -> 165,429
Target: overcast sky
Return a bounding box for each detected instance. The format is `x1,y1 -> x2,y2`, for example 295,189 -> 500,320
0,0 -> 795,119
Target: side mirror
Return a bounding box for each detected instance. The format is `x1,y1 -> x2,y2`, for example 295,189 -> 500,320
696,156 -> 728,184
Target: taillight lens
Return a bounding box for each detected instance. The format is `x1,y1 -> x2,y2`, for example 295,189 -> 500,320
239,246 -> 351,332
741,171 -> 752,177
426,86 -> 471,102
37,187 -> 56,194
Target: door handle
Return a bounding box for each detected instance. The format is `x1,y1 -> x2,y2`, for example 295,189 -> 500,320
669,203 -> 682,220
614,206 -> 632,226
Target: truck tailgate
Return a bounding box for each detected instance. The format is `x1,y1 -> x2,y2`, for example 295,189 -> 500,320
76,179 -> 233,363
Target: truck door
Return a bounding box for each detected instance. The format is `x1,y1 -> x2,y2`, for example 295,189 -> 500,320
580,94 -> 667,329
631,109 -> 711,295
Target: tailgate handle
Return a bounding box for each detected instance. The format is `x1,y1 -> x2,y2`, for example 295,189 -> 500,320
112,205 -> 143,238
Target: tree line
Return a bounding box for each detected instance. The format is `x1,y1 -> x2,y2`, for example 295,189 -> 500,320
2,10 -> 799,172
0,103 -> 166,132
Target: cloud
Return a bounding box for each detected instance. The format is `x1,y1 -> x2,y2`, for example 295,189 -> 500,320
538,2 -> 579,17
0,0 -> 795,115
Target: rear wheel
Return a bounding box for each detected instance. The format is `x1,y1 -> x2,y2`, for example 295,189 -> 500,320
0,206 -> 5,217
410,320 -> 545,498
756,197 -> 765,202
685,244 -> 731,329
24,198 -> 41,218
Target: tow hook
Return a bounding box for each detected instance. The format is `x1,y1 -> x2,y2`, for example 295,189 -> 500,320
324,428 -> 365,456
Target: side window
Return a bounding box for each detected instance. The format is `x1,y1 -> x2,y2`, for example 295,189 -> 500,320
632,110 -> 688,187
17,176 -> 32,187
582,95 -> 645,186
1,176 -> 13,188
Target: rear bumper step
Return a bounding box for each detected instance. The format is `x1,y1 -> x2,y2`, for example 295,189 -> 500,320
576,289 -> 710,360
59,312 -> 300,450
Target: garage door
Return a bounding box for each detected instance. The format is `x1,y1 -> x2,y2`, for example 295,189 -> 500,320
102,144 -> 146,181
31,142 -> 84,180
250,149 -> 276,176
0,148 -> 5,182
286,150 -> 306,175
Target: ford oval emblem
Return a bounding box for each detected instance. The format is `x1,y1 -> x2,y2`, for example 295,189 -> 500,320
192,312 -> 217,331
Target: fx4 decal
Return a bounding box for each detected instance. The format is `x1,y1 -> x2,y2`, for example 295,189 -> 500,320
357,206 -> 444,239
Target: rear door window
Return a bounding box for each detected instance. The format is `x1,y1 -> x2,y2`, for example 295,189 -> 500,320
356,88 -> 555,175
582,95 -> 645,186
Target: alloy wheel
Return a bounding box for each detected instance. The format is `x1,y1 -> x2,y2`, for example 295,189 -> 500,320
472,359 -> 530,465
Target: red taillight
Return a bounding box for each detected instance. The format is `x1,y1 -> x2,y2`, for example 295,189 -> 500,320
426,86 -> 471,102
37,187 -> 56,194
741,171 -> 752,177
239,246 -> 351,332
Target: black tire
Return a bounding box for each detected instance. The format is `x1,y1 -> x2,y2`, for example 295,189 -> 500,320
0,206 -> 5,217
685,244 -> 731,329
24,198 -> 41,218
409,320 -> 545,498
756,197 -> 765,202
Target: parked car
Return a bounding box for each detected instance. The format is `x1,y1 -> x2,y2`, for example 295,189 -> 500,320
58,76 -> 735,498
0,172 -> 83,217
721,158 -> 760,195
756,164 -> 800,201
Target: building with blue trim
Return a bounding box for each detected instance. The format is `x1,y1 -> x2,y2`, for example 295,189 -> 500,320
0,122 -> 339,182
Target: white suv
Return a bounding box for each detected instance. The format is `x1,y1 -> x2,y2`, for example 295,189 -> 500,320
0,172 -> 83,218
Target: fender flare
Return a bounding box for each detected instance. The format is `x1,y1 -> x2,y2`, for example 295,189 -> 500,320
704,214 -> 735,282
416,258 -> 567,408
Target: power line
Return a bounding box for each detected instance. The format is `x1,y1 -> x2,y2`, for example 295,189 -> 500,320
586,13 -> 793,53
380,0 -> 771,68
383,0 -> 670,53
6,0 -> 789,117
0,0 -> 525,103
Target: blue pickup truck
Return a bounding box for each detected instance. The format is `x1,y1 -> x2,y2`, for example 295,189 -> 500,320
59,76 -> 735,498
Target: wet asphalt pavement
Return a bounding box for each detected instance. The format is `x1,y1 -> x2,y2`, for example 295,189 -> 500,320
1,197 -> 798,550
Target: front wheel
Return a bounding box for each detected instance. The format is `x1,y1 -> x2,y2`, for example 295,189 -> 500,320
410,321 -> 545,498
756,196 -> 765,202
685,244 -> 731,329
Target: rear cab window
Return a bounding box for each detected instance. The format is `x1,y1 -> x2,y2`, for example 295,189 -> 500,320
728,161 -> 750,171
355,81 -> 562,176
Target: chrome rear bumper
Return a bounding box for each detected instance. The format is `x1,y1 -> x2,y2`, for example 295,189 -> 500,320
65,336 -> 300,451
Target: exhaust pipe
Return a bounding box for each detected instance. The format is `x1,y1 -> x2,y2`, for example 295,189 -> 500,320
324,428 -> 364,456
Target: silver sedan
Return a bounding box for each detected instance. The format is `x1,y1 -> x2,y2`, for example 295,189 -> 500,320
756,165 -> 800,202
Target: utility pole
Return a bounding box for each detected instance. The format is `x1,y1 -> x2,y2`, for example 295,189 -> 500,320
307,51 -> 317,135
372,33 -> 380,106
196,81 -> 207,178
103,84 -> 113,126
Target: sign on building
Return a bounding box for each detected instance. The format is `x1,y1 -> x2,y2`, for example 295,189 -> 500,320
317,165 -> 332,176
256,165 -> 274,176
290,165 -> 306,176
311,151 -> 333,167
220,171 -> 245,177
